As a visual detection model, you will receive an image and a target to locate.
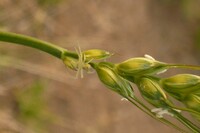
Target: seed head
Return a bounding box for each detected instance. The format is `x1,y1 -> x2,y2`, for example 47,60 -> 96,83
183,92 -> 200,121
160,74 -> 200,101
115,57 -> 167,80
95,62 -> 134,98
83,49 -> 113,61
184,92 -> 200,112
137,77 -> 170,108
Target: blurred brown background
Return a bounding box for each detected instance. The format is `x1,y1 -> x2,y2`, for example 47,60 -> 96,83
0,0 -> 200,133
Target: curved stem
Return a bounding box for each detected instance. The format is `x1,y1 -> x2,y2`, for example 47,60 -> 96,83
135,97 -> 199,132
0,31 -> 72,59
127,96 -> 185,132
174,112 -> 200,133
130,95 -> 199,132
1,31 -> 199,132
127,97 -> 186,133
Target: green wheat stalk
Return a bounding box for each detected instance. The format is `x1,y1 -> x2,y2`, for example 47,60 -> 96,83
0,31 -> 200,133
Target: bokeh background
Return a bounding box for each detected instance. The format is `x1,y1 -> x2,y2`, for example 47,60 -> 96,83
0,0 -> 200,133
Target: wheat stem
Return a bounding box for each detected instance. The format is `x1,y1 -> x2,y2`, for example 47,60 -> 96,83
0,31 -> 78,60
127,97 -> 186,133
167,64 -> 200,70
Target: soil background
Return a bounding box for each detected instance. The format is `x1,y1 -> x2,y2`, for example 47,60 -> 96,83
0,0 -> 200,133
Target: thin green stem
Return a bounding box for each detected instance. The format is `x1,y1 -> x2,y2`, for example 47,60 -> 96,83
127,97 -> 186,133
133,96 -> 199,132
174,112 -> 200,133
0,31 -> 78,59
167,64 -> 200,70
170,105 -> 200,117
1,31 -> 199,132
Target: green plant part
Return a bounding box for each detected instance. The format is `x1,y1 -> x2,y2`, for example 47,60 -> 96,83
135,77 -> 179,118
93,62 -> 134,98
115,56 -> 168,82
82,49 -> 113,61
160,74 -> 200,101
136,77 -> 171,108
183,92 -> 200,121
80,48 -> 113,77
0,31 -> 67,59
62,56 -> 79,71
136,77 -> 200,132
62,54 -> 91,73
1,31 -> 200,132
62,48 -> 113,78
137,76 -> 200,117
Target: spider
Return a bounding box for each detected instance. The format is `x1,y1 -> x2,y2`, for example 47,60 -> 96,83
75,46 -> 93,78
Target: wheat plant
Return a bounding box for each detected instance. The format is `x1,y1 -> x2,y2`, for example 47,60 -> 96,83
0,31 -> 200,133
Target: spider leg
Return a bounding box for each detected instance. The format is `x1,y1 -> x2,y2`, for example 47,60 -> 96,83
75,47 -> 81,78
78,46 -> 84,78
75,45 -> 85,78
